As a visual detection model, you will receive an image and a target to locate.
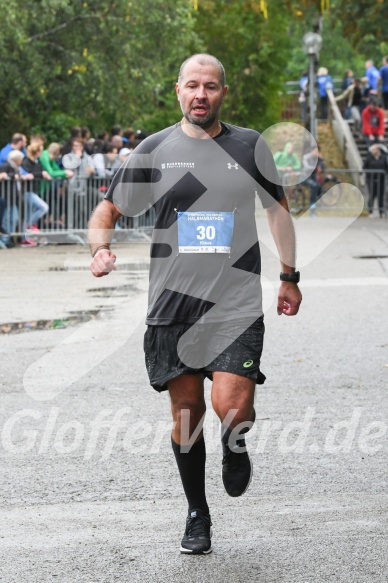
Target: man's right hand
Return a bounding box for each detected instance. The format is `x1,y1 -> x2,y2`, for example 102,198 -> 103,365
90,248 -> 117,277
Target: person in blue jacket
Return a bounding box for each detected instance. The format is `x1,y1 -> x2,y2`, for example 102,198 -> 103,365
317,67 -> 334,120
299,70 -> 309,121
379,56 -> 388,110
0,133 -> 28,172
365,60 -> 380,95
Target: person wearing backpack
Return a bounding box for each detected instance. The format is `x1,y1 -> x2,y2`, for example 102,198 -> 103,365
317,67 -> 334,120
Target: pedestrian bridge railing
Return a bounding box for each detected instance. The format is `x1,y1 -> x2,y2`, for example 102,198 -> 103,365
327,90 -> 364,180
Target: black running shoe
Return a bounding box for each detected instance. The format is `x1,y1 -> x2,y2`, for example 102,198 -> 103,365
222,438 -> 253,497
180,509 -> 212,554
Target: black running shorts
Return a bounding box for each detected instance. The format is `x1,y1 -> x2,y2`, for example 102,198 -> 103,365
144,317 -> 265,392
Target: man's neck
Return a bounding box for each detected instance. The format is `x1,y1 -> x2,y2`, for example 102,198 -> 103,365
180,118 -> 222,139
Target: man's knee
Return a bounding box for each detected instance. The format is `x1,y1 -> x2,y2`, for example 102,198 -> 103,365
215,398 -> 253,429
221,409 -> 254,431
171,401 -> 206,444
172,400 -> 206,425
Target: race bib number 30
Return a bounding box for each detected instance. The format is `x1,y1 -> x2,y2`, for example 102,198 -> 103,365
177,211 -> 234,253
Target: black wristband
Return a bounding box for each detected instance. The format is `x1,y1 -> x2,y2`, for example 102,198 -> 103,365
91,245 -> 110,258
280,271 -> 300,283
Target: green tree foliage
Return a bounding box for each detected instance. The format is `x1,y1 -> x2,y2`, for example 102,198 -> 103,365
0,0 -> 292,141
192,0 -> 290,132
0,0 -> 201,143
283,0 -> 386,78
330,0 -> 388,57
285,18 -> 365,80
0,0 -> 386,144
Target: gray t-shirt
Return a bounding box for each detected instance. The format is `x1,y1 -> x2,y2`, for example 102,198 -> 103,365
105,122 -> 283,325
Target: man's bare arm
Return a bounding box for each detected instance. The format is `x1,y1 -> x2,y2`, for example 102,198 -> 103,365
266,194 -> 296,272
266,195 -> 302,316
88,199 -> 122,278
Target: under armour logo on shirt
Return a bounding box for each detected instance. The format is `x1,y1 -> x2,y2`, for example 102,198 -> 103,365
227,162 -> 239,169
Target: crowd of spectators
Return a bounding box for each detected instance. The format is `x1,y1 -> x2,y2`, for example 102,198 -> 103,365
299,58 -> 388,127
334,60 -> 388,146
0,125 -> 145,248
2,70 -> 388,249
297,57 -> 388,217
336,59 -> 388,218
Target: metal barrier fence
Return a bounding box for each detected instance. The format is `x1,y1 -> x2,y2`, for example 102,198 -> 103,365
0,176 -> 156,245
0,168 -> 385,247
281,168 -> 387,216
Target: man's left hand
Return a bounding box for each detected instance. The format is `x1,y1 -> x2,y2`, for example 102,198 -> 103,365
277,282 -> 302,316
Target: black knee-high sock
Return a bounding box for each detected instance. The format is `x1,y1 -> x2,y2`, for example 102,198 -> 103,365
221,410 -> 256,452
221,426 -> 246,451
171,435 -> 209,515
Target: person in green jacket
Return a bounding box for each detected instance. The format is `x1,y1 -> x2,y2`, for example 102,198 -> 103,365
39,143 -> 74,224
39,143 -> 74,182
273,142 -> 302,176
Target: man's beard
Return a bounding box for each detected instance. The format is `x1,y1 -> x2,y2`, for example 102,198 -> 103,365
180,98 -> 222,129
184,110 -> 217,129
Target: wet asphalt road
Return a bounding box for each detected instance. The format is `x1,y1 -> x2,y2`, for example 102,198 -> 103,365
0,216 -> 387,582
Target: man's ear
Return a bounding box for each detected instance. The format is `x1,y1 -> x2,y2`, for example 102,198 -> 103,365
175,83 -> 180,101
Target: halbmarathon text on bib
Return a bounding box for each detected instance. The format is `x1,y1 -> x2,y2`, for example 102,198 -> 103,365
177,211 -> 235,253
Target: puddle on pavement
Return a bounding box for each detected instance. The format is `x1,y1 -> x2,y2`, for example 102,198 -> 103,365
49,261 -> 149,272
354,255 -> 388,259
87,283 -> 140,297
0,309 -> 113,335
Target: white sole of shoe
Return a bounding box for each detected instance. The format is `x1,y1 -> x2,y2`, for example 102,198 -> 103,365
180,527 -> 213,554
180,546 -> 212,554
242,454 -> 253,495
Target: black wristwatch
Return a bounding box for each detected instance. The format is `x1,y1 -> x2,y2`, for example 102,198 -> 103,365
280,271 -> 300,283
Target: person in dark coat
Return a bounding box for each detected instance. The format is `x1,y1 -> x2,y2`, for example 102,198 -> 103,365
22,142 -> 52,188
364,143 -> 388,217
